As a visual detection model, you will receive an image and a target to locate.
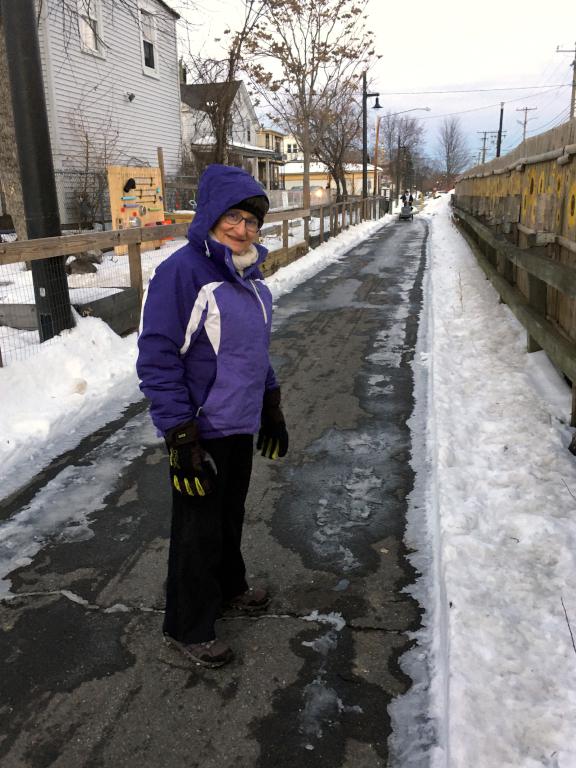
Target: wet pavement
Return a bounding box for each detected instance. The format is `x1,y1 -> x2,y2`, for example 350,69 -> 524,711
0,216 -> 430,768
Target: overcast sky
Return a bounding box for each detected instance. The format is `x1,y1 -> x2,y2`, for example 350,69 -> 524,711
173,0 -> 576,164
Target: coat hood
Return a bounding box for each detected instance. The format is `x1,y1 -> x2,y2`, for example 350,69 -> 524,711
187,164 -> 269,250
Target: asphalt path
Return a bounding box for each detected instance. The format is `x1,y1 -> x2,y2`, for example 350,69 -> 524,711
0,215 -> 430,768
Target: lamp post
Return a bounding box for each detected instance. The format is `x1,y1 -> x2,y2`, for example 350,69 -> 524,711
362,71 -> 381,202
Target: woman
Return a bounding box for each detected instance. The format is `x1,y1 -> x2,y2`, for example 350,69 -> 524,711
137,164 -> 289,668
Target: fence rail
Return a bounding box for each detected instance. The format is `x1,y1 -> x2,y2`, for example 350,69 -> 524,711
452,203 -> 576,426
454,117 -> 576,427
0,197 -> 388,366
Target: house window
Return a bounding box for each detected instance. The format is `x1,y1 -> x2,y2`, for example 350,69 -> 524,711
247,126 -> 251,143
78,0 -> 101,53
265,134 -> 270,149
140,8 -> 157,73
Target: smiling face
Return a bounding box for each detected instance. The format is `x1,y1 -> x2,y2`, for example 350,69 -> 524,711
212,208 -> 260,255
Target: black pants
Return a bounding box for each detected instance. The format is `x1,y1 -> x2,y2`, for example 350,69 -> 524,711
163,434 -> 253,644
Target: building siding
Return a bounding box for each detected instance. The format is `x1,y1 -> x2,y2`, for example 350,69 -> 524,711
38,0 -> 181,176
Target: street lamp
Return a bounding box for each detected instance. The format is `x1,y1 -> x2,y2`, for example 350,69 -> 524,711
362,71 -> 381,201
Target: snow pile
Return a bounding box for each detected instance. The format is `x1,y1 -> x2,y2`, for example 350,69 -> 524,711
0,315 -> 140,498
421,196 -> 576,768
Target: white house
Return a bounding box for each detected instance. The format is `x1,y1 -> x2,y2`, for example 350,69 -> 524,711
36,0 -> 182,224
283,161 -> 387,197
180,80 -> 284,192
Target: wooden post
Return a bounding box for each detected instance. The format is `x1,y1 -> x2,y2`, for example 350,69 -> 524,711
282,219 -> 289,250
157,146 -> 166,199
526,271 -> 546,352
319,206 -> 324,242
128,241 -> 143,305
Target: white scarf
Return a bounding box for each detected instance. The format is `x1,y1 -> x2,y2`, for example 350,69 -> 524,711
209,233 -> 259,276
231,245 -> 259,275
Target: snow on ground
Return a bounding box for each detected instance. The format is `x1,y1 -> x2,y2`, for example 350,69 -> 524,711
0,213 -> 393,498
2,195 -> 576,766
395,195 -> 576,768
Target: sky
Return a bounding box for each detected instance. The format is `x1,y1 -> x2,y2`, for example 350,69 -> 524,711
3,198 -> 576,765
171,0 -> 576,166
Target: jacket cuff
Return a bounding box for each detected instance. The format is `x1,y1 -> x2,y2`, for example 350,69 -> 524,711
263,387 -> 281,409
165,420 -> 199,447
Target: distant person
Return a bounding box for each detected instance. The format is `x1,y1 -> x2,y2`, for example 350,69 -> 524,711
137,164 -> 289,668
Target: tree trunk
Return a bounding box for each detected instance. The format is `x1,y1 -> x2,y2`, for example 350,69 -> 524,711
0,11 -> 26,239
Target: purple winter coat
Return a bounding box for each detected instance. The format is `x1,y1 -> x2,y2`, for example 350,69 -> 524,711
136,164 -> 277,438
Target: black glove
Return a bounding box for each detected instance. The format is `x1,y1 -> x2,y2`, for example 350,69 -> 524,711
165,421 -> 217,497
257,388 -> 289,459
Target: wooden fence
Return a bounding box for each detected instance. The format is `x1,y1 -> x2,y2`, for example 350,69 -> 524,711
0,197 -> 388,366
453,117 -> 576,423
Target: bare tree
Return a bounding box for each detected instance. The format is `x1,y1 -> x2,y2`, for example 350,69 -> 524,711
181,0 -> 266,165
437,117 -> 470,187
377,111 -> 426,198
244,0 -> 375,231
67,106 -> 121,228
310,78 -> 362,201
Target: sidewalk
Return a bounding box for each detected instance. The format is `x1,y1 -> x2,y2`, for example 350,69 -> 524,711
0,215 -> 429,767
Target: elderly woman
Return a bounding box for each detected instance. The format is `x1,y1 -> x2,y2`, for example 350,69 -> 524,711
137,164 -> 288,668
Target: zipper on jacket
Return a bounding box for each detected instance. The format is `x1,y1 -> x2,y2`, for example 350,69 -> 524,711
249,279 -> 268,324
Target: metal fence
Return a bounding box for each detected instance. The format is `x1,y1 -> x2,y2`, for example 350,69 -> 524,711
54,169 -> 112,230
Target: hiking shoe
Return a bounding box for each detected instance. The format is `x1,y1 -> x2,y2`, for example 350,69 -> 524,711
164,636 -> 233,668
227,586 -> 270,613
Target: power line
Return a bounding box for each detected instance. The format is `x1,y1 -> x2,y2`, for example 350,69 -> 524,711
411,84 -> 568,121
377,84 -> 571,95
556,42 -> 576,118
527,105 -> 571,133
516,106 -> 538,143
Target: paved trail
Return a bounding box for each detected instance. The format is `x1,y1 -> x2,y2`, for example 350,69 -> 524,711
0,217 -> 430,768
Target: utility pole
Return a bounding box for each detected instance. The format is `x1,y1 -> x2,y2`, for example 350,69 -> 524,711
1,0 -> 73,341
496,102 -> 504,157
516,106 -> 538,146
477,131 -> 489,164
556,42 -> 576,119
395,134 -> 402,206
362,71 -> 380,202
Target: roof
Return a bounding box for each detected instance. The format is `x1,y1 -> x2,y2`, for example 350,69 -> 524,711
154,0 -> 180,19
283,161 -> 379,174
190,137 -> 283,161
257,127 -> 286,138
180,82 -> 241,113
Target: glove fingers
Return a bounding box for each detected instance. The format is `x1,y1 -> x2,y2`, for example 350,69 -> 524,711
277,435 -> 289,458
172,472 -> 214,497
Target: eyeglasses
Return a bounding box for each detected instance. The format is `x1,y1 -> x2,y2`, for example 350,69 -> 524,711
222,210 -> 260,233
